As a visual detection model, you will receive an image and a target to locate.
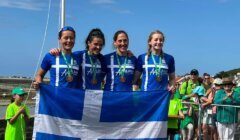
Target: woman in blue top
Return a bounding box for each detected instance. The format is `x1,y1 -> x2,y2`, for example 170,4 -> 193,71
104,30 -> 137,91
133,30 -> 175,91
49,28 -> 107,90
75,28 -> 107,90
34,26 -> 81,89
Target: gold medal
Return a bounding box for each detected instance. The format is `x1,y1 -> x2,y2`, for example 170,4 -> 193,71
66,75 -> 73,82
120,76 -> 126,83
91,79 -> 98,85
156,76 -> 161,82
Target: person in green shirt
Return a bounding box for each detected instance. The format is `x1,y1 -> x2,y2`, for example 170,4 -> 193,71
180,69 -> 202,97
168,93 -> 183,140
214,77 -> 240,140
5,87 -> 30,140
179,102 -> 194,140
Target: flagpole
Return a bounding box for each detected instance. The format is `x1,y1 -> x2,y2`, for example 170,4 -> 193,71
61,0 -> 65,28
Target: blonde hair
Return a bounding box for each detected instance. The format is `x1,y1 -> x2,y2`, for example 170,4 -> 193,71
147,30 -> 165,57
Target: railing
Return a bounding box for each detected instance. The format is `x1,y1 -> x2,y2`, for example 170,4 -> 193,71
178,101 -> 240,140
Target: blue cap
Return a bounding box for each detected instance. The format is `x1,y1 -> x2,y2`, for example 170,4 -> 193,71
192,86 -> 205,96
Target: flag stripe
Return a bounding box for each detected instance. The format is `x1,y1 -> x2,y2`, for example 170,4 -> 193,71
35,114 -> 167,139
36,132 -> 79,140
100,90 -> 170,122
39,85 -> 85,120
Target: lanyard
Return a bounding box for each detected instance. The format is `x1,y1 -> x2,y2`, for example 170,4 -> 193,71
116,53 -> 127,77
151,54 -> 163,76
61,52 -> 73,76
88,51 -> 97,80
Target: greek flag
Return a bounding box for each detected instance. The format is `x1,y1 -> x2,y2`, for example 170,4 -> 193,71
33,84 -> 170,140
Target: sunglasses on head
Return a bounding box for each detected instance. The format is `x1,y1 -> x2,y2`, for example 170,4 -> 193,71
60,26 -> 75,32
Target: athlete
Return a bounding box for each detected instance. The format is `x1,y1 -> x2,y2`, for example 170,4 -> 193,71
34,26 -> 81,89
133,30 -> 175,92
104,30 -> 137,91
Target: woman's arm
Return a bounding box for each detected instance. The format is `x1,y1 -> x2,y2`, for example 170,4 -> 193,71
33,68 -> 47,89
132,71 -> 142,91
168,72 -> 176,93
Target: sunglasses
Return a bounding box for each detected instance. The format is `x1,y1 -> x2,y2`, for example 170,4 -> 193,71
223,83 -> 233,86
60,26 -> 75,32
19,94 -> 26,97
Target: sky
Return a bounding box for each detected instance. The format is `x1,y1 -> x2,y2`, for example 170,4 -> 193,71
0,0 -> 239,77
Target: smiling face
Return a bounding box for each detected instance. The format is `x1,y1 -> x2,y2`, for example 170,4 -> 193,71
148,33 -> 164,52
204,75 -> 211,84
224,84 -> 233,92
59,30 -> 75,53
114,33 -> 129,55
88,37 -> 104,55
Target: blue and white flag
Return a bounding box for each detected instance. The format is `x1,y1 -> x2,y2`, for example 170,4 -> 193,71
33,84 -> 170,140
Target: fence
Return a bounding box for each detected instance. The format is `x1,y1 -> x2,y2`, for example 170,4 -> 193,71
179,101 -> 240,140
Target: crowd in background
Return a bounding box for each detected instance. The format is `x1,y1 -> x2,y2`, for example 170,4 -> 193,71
168,69 -> 240,140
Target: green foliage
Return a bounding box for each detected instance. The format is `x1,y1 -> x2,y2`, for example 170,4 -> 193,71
214,68 -> 240,78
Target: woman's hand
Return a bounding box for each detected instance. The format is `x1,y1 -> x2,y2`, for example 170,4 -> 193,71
33,81 -> 40,90
168,85 -> 176,94
133,85 -> 139,91
49,48 -> 61,56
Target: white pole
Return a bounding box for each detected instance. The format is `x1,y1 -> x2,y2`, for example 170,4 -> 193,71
61,0 -> 65,28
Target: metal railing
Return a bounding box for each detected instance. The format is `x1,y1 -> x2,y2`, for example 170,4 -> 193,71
180,101 -> 240,140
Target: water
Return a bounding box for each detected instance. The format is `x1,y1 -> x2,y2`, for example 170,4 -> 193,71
0,105 -> 35,119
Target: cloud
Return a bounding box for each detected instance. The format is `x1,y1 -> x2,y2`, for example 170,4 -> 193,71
0,0 -> 46,11
90,0 -> 116,5
89,0 -> 133,15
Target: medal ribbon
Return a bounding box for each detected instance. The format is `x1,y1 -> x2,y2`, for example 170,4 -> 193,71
151,54 -> 162,77
116,53 -> 127,78
61,52 -> 73,77
88,51 -> 97,81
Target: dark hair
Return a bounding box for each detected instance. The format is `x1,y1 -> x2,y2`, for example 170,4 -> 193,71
58,26 -> 76,39
147,30 -> 165,57
10,96 -> 15,103
203,73 -> 210,77
85,28 -> 105,50
113,30 -> 129,41
190,69 -> 199,76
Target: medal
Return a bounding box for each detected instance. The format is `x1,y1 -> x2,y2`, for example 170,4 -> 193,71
62,52 -> 74,83
88,52 -> 98,85
156,76 -> 161,82
91,79 -> 98,85
120,76 -> 126,83
66,75 -> 73,82
151,54 -> 163,82
116,52 -> 128,83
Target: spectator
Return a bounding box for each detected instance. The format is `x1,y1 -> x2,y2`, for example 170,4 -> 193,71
214,77 -> 240,140
180,101 -> 194,140
5,87 -> 30,140
203,73 -> 212,91
168,93 -> 183,140
180,69 -> 202,98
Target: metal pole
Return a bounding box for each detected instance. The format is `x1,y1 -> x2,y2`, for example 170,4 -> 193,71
61,0 -> 65,28
198,104 -> 202,140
